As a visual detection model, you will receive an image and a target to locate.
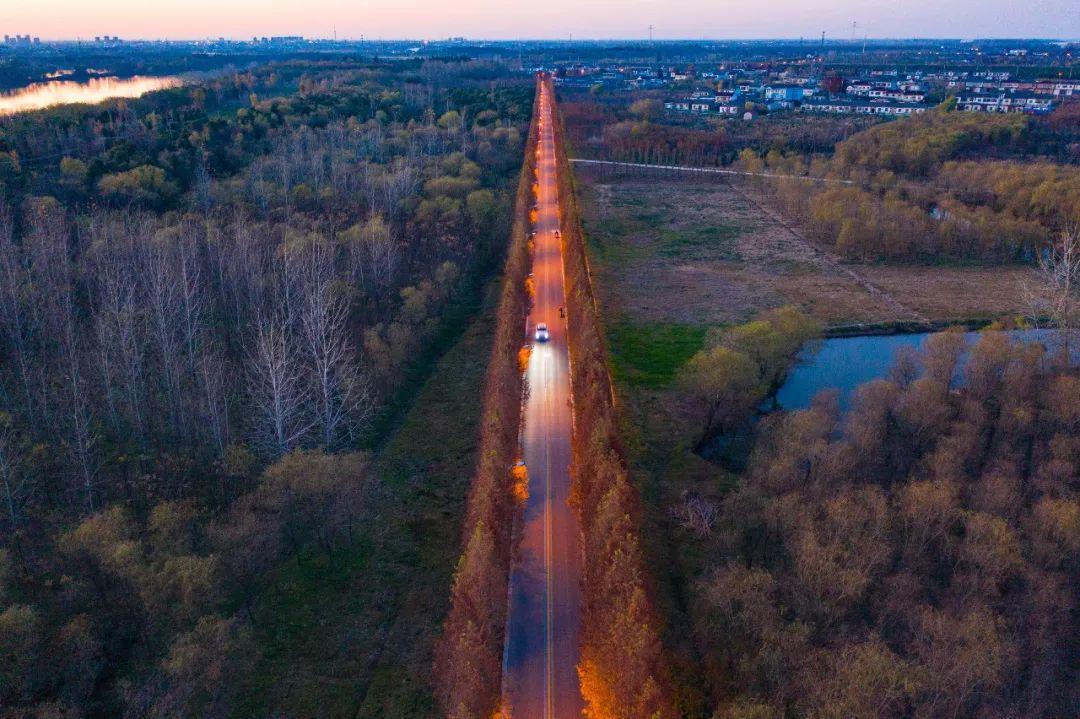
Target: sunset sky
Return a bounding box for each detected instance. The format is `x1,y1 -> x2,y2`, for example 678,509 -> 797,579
2,0 -> 1078,41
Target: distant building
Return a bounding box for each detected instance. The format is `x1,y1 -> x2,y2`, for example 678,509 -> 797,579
955,92 -> 1055,113
664,98 -> 740,116
3,34 -> 35,46
799,98 -> 927,115
1051,80 -> 1080,96
254,36 -> 304,45
764,84 -> 811,101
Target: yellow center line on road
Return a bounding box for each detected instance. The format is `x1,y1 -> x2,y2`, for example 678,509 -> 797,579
542,98 -> 557,719
544,376 -> 554,719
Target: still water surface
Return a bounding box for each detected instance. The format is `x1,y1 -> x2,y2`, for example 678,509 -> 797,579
0,76 -> 182,116
776,329 -> 1070,412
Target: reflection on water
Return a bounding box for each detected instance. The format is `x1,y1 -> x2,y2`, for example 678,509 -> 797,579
0,75 -> 182,116
776,329 -> 1073,412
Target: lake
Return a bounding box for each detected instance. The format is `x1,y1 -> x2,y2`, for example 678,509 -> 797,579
775,329 -> 1071,412
0,75 -> 182,116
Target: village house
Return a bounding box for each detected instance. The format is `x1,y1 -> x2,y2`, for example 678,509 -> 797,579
955,92 -> 1055,113
799,98 -> 928,115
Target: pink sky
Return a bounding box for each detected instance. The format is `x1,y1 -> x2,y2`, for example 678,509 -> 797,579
2,0 -> 1077,41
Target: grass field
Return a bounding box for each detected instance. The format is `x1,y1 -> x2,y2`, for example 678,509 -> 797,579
237,284 -> 499,718
606,321 -> 706,388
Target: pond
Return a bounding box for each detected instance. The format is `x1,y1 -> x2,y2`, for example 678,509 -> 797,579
775,328 -> 1071,412
0,75 -> 182,116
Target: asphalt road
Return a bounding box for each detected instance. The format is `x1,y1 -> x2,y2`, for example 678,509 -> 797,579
502,80 -> 584,719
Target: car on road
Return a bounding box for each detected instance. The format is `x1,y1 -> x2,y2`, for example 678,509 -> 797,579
535,323 -> 549,342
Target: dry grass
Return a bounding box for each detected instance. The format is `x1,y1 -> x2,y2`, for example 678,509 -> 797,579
579,175 -> 1045,328
858,264 -> 1044,321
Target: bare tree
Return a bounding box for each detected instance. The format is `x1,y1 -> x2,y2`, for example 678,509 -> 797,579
298,241 -> 373,451
246,312 -> 311,458
349,214 -> 400,295
216,215 -> 270,344
1026,224 -> 1079,361
90,218 -> 148,442
177,226 -> 207,381
24,201 -> 99,511
143,233 -> 186,438
671,491 -> 720,539
198,347 -> 231,457
0,205 -> 41,427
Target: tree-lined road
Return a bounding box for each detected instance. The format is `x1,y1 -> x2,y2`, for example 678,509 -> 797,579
502,79 -> 584,719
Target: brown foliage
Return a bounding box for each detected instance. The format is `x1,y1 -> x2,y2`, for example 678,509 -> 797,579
692,332 -> 1080,717
550,78 -> 674,718
750,109 -> 1076,263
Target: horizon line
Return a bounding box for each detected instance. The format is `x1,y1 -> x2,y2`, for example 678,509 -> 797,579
4,35 -> 1077,44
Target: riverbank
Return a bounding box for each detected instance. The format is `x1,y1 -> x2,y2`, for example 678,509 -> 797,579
823,317 -> 995,337
0,75 -> 183,115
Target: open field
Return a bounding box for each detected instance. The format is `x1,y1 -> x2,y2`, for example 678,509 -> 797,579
579,175 -> 1047,330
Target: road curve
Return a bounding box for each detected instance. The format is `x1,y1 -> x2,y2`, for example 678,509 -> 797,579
502,79 -> 584,719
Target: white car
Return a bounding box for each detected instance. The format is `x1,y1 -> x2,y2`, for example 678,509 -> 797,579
535,323 -> 549,342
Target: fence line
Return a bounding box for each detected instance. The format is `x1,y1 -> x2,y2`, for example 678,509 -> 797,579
568,158 -> 855,185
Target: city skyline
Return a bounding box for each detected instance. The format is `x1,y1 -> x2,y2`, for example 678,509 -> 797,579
2,0 -> 1078,42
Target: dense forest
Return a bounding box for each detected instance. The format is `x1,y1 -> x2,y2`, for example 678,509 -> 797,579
742,105 -> 1080,263
682,331 -> 1079,717
0,58 -> 532,715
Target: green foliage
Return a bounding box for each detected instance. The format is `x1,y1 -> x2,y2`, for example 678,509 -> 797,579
832,109 -> 1030,178
678,306 -> 819,445
680,344 -> 763,443
59,156 -> 88,189
629,98 -> 663,122
424,175 -> 479,199
749,105 -> 1077,264
97,164 -> 178,205
155,615 -> 255,717
607,322 -> 706,388
436,110 -> 462,130
465,188 -> 497,228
